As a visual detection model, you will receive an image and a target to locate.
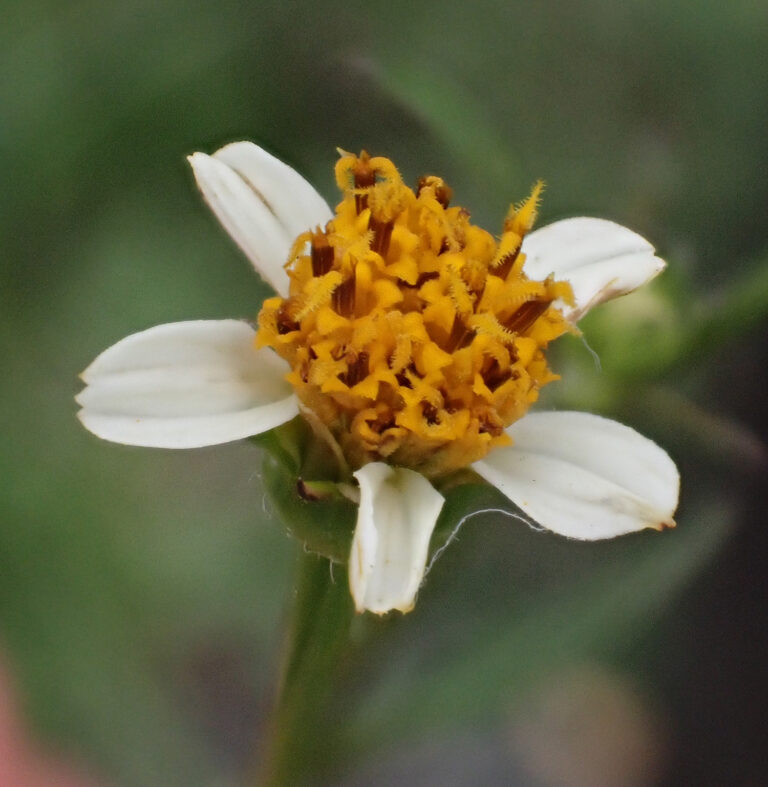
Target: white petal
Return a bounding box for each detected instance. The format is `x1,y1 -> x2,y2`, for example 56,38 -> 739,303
473,411 -> 679,540
188,152 -> 292,295
350,463 -> 445,615
521,218 -> 666,321
77,320 -> 298,448
213,142 -> 333,243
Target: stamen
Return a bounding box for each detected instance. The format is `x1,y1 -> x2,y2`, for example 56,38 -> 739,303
482,359 -> 510,391
478,410 -> 504,436
311,234 -> 334,276
493,245 -> 522,281
445,315 -> 473,352
276,303 -> 299,334
395,372 -> 413,389
416,175 -> 453,207
259,153 -> 570,478
505,299 -> 553,335
341,352 -> 369,388
416,271 -> 439,286
331,273 -> 356,316
353,153 -> 376,214
369,216 -> 394,258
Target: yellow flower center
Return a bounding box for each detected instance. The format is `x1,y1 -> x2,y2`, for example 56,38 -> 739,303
258,151 -> 574,478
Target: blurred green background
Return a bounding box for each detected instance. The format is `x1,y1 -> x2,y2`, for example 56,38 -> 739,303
2,1 -> 767,785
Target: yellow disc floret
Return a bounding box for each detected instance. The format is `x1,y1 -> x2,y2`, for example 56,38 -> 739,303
258,151 -> 574,478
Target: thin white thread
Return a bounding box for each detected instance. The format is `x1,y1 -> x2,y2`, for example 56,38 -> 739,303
579,333 -> 602,372
425,506 -> 545,576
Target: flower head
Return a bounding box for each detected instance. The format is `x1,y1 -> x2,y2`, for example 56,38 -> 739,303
77,142 -> 679,615
258,152 -> 572,479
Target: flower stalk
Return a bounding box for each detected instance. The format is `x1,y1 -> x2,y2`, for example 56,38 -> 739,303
260,551 -> 354,786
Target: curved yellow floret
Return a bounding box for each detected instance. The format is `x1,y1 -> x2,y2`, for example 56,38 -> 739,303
257,151 -> 574,477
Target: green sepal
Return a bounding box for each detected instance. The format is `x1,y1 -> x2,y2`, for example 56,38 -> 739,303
261,451 -> 356,564
251,416 -> 309,475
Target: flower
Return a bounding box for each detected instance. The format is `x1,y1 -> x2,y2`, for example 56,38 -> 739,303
77,142 -> 679,615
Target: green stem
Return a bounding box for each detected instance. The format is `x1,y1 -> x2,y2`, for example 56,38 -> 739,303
259,550 -> 355,786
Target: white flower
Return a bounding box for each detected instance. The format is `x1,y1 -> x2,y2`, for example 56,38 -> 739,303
77,141 -> 679,615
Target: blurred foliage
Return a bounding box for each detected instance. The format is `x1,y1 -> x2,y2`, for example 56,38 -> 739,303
2,0 -> 767,785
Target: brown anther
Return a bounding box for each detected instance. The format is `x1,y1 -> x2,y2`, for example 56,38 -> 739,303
423,403 -> 440,425
416,175 -> 453,207
340,351 -> 369,388
395,372 -> 413,389
369,413 -> 395,434
276,303 -> 299,334
353,151 -> 376,214
331,274 -> 356,316
482,359 -> 510,392
369,216 -> 394,258
311,234 -> 334,276
416,271 -> 439,287
493,246 -> 522,281
444,315 -> 474,352
505,299 -> 552,335
478,412 -> 504,437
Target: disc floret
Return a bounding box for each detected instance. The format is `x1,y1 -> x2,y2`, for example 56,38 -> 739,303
258,151 -> 573,477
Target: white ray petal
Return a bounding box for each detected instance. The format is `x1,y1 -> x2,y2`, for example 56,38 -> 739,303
521,218 -> 666,321
213,141 -> 333,242
77,320 -> 298,448
474,411 -> 679,540
350,463 -> 445,615
188,152 -> 293,296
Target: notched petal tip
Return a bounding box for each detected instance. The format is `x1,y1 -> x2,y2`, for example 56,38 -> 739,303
75,320 -> 298,449
474,411 -> 680,541
522,217 -> 667,322
188,141 -> 334,297
349,463 -> 445,615
187,148 -> 294,295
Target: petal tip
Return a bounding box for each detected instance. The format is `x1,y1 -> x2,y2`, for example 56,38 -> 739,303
186,151 -> 207,168
212,140 -> 254,160
349,463 -> 443,615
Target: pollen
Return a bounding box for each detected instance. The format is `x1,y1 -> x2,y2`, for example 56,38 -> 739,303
257,151 -> 574,478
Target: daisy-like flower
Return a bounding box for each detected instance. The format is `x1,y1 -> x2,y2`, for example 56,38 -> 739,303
77,142 -> 679,615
